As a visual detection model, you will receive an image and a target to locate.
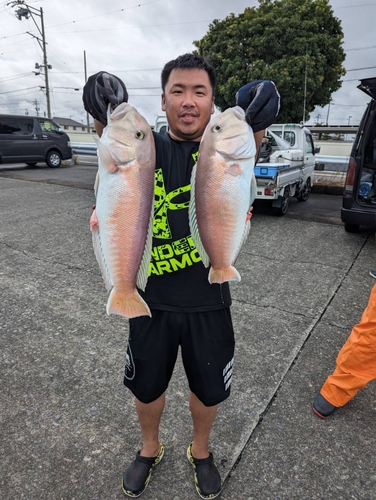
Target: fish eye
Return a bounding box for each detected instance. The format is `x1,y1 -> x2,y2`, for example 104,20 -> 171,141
135,130 -> 145,139
212,124 -> 221,133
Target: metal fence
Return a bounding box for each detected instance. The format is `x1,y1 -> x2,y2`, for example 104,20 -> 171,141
71,142 -> 97,156
71,142 -> 349,172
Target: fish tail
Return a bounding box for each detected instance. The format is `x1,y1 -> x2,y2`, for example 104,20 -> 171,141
209,266 -> 241,284
106,289 -> 151,319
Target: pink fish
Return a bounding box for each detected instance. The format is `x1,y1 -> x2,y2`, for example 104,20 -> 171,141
91,103 -> 155,318
189,106 -> 256,284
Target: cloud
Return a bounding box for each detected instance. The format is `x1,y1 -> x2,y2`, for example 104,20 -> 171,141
1,0 -> 375,126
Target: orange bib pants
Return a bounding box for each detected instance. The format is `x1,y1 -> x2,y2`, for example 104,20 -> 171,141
321,284 -> 376,407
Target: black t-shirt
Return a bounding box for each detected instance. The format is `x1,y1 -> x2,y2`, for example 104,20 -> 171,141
139,131 -> 231,312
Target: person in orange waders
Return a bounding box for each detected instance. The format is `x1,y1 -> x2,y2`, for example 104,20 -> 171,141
313,284 -> 376,418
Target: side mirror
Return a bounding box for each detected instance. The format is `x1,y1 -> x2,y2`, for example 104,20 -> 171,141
314,145 -> 321,154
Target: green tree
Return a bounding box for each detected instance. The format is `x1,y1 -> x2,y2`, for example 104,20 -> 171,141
193,0 -> 345,123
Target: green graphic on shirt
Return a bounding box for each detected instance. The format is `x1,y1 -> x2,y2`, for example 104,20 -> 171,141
150,167 -> 202,276
153,168 -> 190,239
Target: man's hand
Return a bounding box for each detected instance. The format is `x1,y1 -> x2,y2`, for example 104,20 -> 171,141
236,80 -> 280,132
82,71 -> 128,126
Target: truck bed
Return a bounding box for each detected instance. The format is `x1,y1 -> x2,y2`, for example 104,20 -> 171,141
254,162 -> 294,180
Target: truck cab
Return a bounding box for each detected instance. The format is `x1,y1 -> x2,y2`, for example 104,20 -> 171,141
254,124 -> 319,215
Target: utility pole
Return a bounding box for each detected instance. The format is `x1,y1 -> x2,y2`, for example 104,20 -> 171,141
326,100 -> 331,126
84,50 -> 90,134
302,51 -> 308,124
8,1 -> 52,118
33,99 -> 40,116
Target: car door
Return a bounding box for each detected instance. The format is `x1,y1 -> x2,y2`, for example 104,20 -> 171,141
302,131 -> 315,174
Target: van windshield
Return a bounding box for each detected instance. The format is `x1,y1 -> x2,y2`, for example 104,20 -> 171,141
38,119 -> 60,132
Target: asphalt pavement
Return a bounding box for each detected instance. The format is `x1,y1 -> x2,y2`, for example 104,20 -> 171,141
1,164 -> 376,500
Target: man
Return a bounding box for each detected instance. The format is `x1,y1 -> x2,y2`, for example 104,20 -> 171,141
313,284 -> 376,419
83,53 -> 280,498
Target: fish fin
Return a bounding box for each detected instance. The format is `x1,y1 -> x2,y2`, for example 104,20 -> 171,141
233,219 -> 251,266
209,266 -> 241,284
136,201 -> 154,291
225,163 -> 243,177
89,208 -> 99,231
189,163 -> 210,268
92,227 -> 113,291
93,171 -> 100,197
230,172 -> 256,265
106,289 -> 151,319
250,172 -> 257,206
94,136 -> 118,174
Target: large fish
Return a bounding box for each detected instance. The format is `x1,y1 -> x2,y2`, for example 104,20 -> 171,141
90,102 -> 155,318
189,106 -> 257,284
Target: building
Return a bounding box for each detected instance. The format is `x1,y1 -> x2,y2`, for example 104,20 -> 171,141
53,117 -> 95,133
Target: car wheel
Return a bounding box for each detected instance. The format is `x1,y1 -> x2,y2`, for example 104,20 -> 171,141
275,186 -> 290,216
297,178 -> 311,202
344,223 -> 360,233
46,151 -> 61,168
26,162 -> 37,168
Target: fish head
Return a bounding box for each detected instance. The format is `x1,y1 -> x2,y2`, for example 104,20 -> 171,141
201,106 -> 256,162
101,103 -> 155,169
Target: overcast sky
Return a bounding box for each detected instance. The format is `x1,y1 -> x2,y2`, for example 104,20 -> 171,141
1,0 -> 375,127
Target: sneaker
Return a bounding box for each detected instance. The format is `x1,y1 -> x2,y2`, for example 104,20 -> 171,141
370,270 -> 376,279
187,442 -> 221,499
312,394 -> 337,418
122,443 -> 164,497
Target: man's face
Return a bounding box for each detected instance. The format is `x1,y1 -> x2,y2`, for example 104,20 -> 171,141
161,68 -> 215,142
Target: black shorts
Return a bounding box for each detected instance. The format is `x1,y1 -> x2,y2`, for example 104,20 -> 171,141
123,308 -> 235,407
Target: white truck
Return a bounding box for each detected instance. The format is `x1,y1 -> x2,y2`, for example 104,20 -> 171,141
154,118 -> 319,216
255,124 -> 320,215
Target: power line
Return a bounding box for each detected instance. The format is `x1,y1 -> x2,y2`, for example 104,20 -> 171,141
48,20 -> 212,35
346,44 -> 376,52
347,66 -> 376,72
0,85 -> 42,95
334,1 -> 376,8
0,71 -> 35,82
49,0 -> 163,29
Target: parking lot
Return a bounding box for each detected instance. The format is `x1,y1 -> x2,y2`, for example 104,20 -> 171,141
1,166 -> 376,499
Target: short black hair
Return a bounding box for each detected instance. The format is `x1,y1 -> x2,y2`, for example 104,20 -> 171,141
161,53 -> 216,96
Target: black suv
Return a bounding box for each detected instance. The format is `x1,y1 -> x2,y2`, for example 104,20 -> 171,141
342,78 -> 376,232
0,114 -> 72,168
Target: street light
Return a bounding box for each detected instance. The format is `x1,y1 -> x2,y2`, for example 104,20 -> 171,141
8,1 -> 52,118
348,115 -> 352,126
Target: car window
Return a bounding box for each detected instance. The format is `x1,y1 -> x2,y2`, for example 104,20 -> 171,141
305,133 -> 314,154
283,131 -> 295,146
363,123 -> 376,164
38,119 -> 60,132
268,130 -> 295,147
0,117 -> 34,135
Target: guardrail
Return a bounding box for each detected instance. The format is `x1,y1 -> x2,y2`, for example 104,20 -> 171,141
71,142 -> 97,156
316,154 -> 349,164
71,143 -> 349,166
